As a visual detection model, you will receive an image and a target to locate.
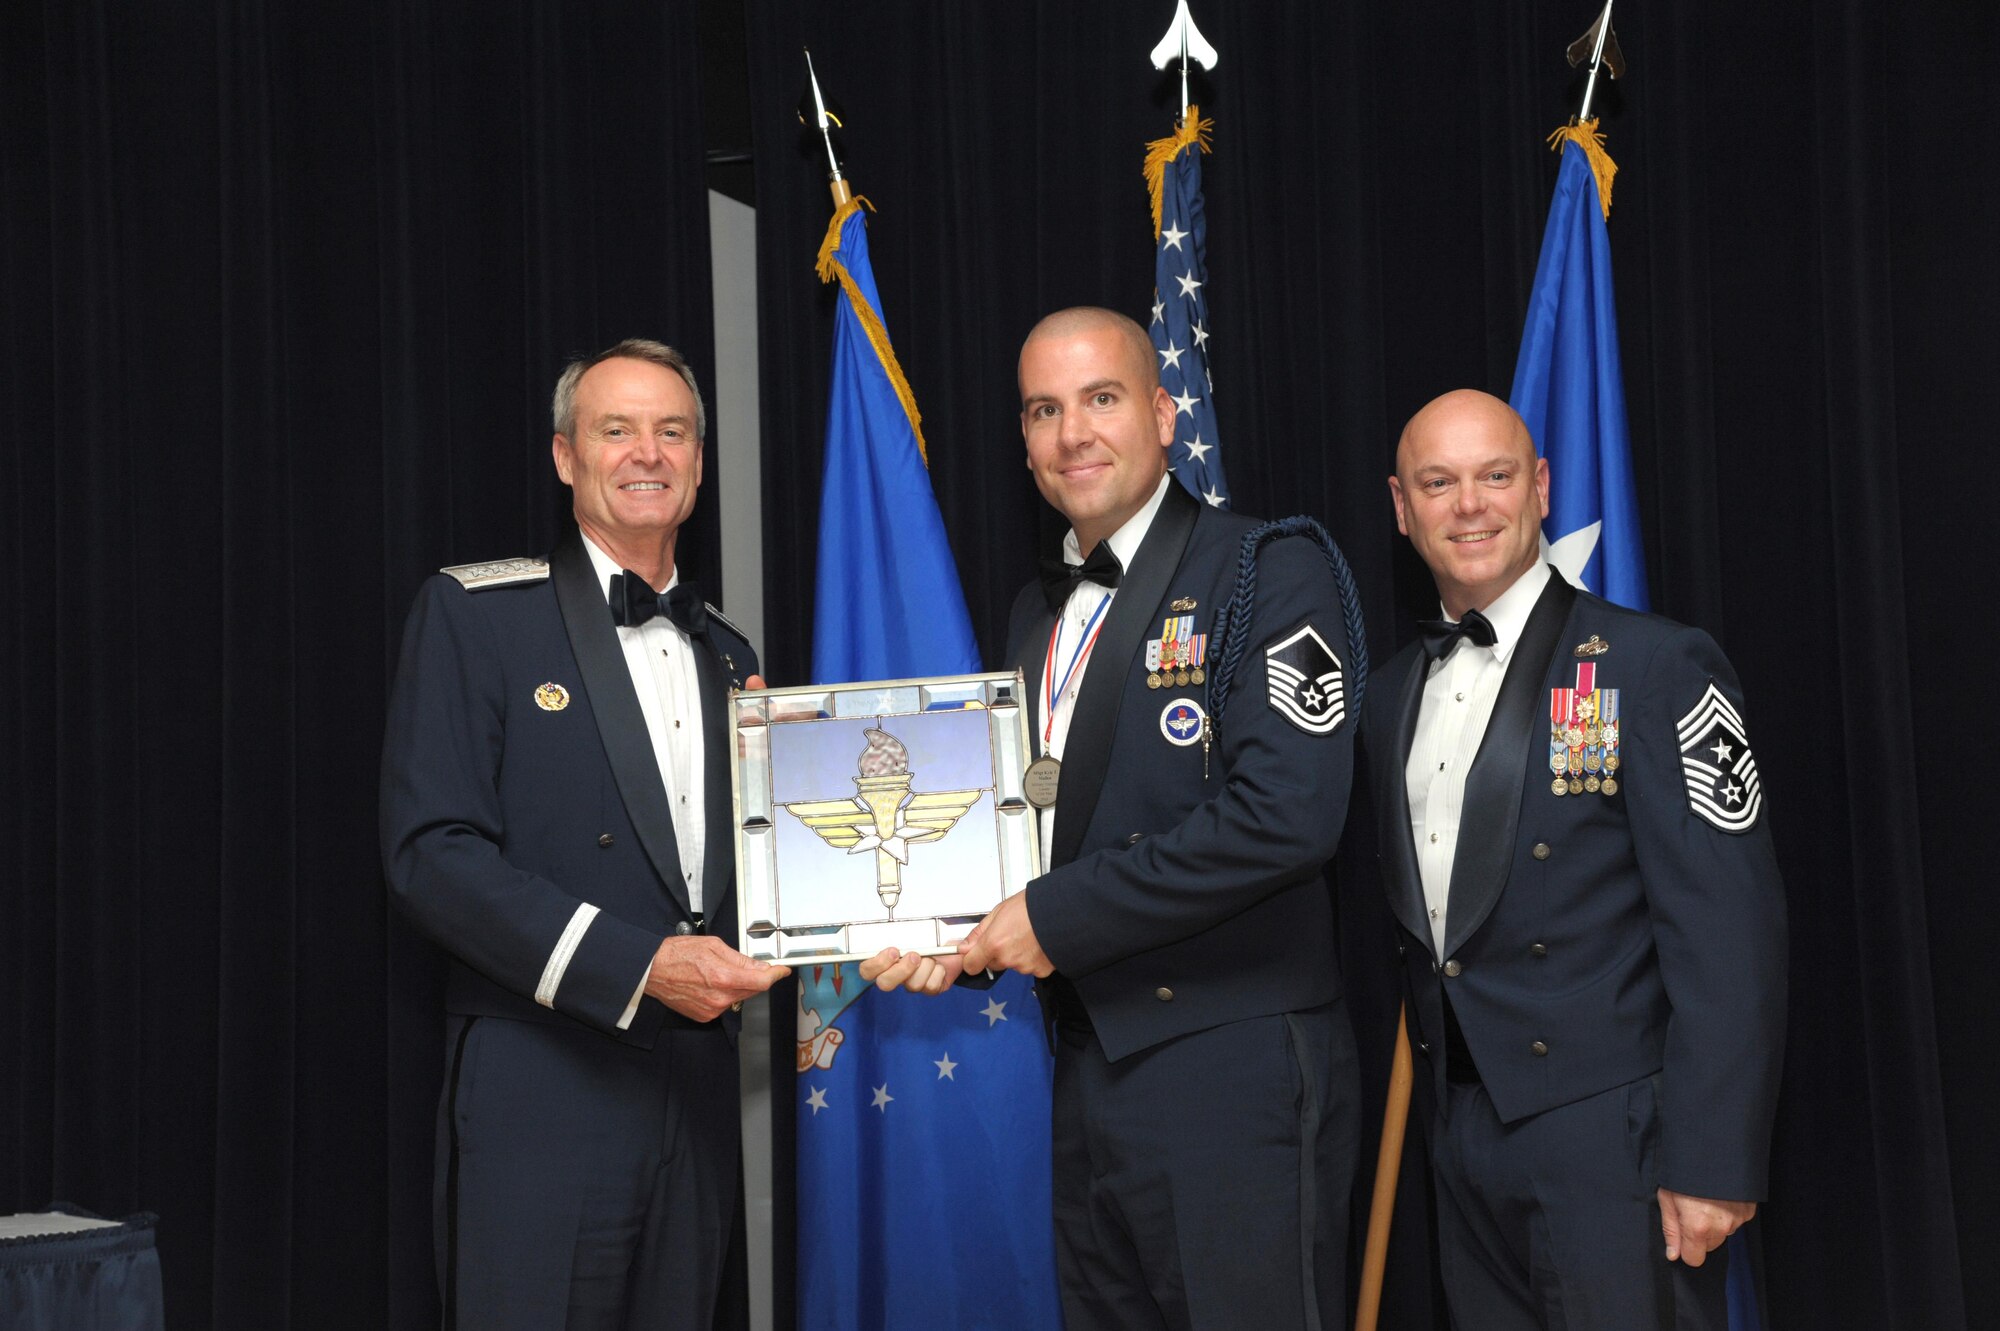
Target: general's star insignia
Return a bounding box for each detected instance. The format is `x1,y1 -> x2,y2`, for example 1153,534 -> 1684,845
1264,623 -> 1346,735
1677,681 -> 1763,833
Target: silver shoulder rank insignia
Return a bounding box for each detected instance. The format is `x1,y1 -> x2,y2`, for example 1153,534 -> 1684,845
1169,596 -> 1197,612
534,682 -> 570,711
1676,681 -> 1762,833
706,602 -> 749,644
1264,623 -> 1345,735
1573,634 -> 1610,657
441,556 -> 549,590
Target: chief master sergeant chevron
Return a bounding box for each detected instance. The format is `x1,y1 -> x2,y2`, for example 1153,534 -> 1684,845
868,307 -> 1364,1330
1367,388 -> 1787,1329
380,338 -> 786,1330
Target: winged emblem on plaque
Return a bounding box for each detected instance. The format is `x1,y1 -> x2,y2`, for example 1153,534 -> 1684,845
782,726 -> 984,914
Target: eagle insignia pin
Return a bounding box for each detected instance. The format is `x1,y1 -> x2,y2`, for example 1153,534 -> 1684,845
534,682 -> 570,712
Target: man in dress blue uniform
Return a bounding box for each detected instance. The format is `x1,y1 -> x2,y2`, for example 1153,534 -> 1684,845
381,339 -> 788,1329
867,307 -> 1362,1330
1366,389 -> 1787,1328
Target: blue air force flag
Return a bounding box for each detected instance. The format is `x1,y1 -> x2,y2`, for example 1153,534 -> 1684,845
1509,123 -> 1648,611
1146,107 -> 1230,509
802,196 -> 1062,1329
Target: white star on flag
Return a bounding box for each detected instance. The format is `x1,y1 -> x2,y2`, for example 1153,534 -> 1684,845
1171,388 -> 1200,417
1152,297 -> 1166,326
980,998 -> 1008,1026
805,1086 -> 828,1115
1183,434 -> 1211,464
1543,522 -> 1602,593
1203,487 -> 1226,507
934,1053 -> 958,1080
1175,271 -> 1203,299
1158,341 -> 1184,371
1191,320 -> 1208,348
871,1084 -> 894,1112
1161,221 -> 1188,250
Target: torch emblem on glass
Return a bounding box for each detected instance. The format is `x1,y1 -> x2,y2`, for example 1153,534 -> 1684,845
783,726 -> 985,915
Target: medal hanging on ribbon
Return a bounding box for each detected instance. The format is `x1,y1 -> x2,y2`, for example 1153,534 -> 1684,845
1043,596 -> 1110,751
1550,686 -> 1573,796
1599,689 -> 1621,795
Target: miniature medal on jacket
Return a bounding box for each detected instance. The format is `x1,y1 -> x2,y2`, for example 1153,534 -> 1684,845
534,682 -> 571,712
1550,661 -> 1619,797
1676,681 -> 1763,832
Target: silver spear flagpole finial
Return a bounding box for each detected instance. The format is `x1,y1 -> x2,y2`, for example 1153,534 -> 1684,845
1148,0 -> 1219,120
1566,1 -> 1626,124
801,47 -> 852,207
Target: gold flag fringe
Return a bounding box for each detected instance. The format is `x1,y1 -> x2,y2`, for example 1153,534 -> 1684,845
1145,106 -> 1214,240
815,194 -> 929,465
1547,119 -> 1618,220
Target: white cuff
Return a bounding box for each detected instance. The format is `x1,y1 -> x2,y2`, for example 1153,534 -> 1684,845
616,966 -> 650,1031
535,903 -> 601,1009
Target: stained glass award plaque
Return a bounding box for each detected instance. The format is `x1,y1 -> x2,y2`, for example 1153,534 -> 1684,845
730,671 -> 1041,964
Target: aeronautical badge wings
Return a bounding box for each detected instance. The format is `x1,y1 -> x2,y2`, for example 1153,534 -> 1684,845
1264,622 -> 1345,735
1676,681 -> 1763,833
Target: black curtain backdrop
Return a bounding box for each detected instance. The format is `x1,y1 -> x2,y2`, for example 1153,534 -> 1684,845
746,3 -> 1992,1330
1,2 -> 727,1326
5,1 -> 1993,1328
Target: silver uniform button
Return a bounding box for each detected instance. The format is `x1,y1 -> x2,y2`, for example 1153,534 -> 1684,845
1442,959 -> 1462,977
674,921 -> 696,936
1530,1040 -> 1549,1056
1155,987 -> 1174,1002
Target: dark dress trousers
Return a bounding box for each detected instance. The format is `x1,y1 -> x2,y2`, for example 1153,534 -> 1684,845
1008,483 -> 1362,1331
381,530 -> 756,1331
1364,568 -> 1787,1330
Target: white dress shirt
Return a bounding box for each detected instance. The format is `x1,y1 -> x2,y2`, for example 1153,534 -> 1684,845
1039,472 -> 1173,850
1405,561 -> 1552,958
580,535 -> 707,1028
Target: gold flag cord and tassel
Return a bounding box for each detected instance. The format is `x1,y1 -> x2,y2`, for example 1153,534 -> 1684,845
1549,117 -> 1618,219
815,194 -> 929,464
1144,105 -> 1214,241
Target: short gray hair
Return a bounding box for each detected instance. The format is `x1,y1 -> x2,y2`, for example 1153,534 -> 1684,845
551,338 -> 707,440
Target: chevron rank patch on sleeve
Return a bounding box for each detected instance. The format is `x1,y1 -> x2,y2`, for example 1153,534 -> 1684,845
1264,622 -> 1345,735
1676,680 -> 1763,833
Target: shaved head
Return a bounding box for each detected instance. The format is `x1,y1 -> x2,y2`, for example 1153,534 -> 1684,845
1388,388 -> 1550,618
1021,307 -> 1160,394
1396,389 -> 1534,474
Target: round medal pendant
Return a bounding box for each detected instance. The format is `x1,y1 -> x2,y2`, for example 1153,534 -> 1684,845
1601,776 -> 1619,796
1174,669 -> 1188,686
1023,757 -> 1062,808
1605,754 -> 1620,771
1147,672 -> 1162,689
1190,666 -> 1205,684
1568,777 -> 1584,795
1584,775 -> 1601,793
1552,778 -> 1570,796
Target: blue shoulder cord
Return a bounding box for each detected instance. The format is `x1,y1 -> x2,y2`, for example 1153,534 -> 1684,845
1206,516 -> 1369,739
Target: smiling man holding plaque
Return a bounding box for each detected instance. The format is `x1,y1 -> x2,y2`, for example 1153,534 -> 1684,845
866,307 -> 1365,1330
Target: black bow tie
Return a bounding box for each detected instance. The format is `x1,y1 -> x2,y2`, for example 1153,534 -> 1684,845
608,572 -> 707,637
1417,608 -> 1498,662
1039,543 -> 1124,612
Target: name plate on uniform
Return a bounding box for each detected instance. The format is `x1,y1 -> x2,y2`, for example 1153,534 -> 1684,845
729,670 -> 1041,964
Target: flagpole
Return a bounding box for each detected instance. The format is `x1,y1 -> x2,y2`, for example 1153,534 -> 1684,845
1354,1005 -> 1415,1331
1576,0 -> 1617,123
802,48 -> 852,207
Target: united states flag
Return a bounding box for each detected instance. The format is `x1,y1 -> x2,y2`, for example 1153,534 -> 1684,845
1146,107 -> 1229,508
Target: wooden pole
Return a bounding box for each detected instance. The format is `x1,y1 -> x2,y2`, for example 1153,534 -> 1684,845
1354,1003 -> 1415,1331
